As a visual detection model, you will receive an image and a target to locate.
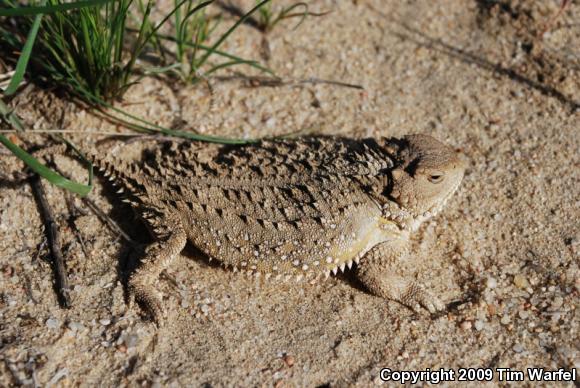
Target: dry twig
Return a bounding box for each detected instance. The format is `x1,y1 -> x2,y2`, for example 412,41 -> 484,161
29,174 -> 71,308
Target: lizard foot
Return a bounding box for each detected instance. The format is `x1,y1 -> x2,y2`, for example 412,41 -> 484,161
356,267 -> 445,315
401,282 -> 446,314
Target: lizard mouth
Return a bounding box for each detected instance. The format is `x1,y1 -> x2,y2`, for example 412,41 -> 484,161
381,179 -> 462,231
408,178 -> 463,228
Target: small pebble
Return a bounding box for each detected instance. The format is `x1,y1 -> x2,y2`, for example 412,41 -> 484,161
125,334 -> 139,348
526,287 -> 534,294
500,315 -> 511,325
550,296 -> 563,309
46,318 -> 60,329
474,320 -> 485,331
460,320 -> 472,330
556,346 -> 575,362
116,344 -> 127,353
282,354 -> 295,367
68,322 -> 85,332
514,275 -> 529,289
265,117 -> 276,128
518,310 -> 529,320
99,318 -> 111,326
48,368 -> 68,386
513,343 -> 524,353
486,276 -> 497,289
3,266 -> 14,277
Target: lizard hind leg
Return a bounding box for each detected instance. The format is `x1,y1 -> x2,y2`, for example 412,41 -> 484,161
129,221 -> 187,326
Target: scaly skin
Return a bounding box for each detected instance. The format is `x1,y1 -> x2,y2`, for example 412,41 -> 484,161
88,134 -> 466,324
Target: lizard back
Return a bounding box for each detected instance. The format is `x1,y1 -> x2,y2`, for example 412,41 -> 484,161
111,137 -> 397,281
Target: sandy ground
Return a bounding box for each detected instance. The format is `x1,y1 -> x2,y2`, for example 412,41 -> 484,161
1,0 -> 579,386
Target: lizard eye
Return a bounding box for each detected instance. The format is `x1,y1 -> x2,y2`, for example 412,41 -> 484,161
428,174 -> 444,183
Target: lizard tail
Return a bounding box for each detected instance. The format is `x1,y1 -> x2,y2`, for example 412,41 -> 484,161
83,148 -> 150,203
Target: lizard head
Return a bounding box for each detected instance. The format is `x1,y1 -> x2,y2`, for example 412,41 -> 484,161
379,134 -> 466,229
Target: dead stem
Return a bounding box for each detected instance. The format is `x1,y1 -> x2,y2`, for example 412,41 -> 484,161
29,174 -> 71,308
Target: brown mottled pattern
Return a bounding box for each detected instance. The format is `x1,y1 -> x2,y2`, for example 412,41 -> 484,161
89,134 -> 465,324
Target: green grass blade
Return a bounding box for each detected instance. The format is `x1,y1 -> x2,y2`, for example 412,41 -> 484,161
143,0 -> 213,50
142,63 -> 182,74
152,32 -> 277,77
2,1 -> 46,96
0,133 -> 93,196
205,59 -> 266,76
196,0 -> 271,68
274,3 -> 309,30
71,83 -> 257,144
178,1 -> 211,35
199,46 -> 276,76
0,0 -> 113,17
0,100 -> 92,195
0,98 -> 24,131
79,13 -> 96,86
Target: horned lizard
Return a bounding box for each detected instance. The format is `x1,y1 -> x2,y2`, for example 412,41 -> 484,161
84,134 -> 465,324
